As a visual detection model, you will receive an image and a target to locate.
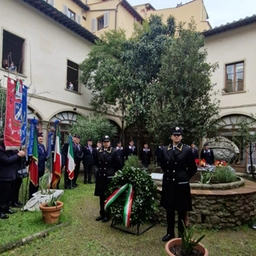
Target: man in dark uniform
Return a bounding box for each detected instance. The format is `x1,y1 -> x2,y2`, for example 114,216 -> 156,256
125,139 -> 137,160
191,142 -> 199,160
83,138 -> 94,184
161,126 -> 197,242
200,142 -> 214,165
73,135 -> 84,187
94,135 -> 121,223
116,140 -> 124,169
140,142 -> 151,169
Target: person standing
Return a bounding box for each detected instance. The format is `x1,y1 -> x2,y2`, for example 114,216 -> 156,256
161,126 -> 197,242
29,133 -> 47,199
191,142 -> 199,160
73,135 -> 83,187
0,135 -> 26,219
94,135 -> 121,222
116,140 -> 124,169
125,139 -> 137,160
155,142 -> 164,167
83,138 -> 94,184
140,143 -> 151,169
200,142 -> 214,165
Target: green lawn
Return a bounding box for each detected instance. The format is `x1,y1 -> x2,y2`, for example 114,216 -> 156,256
1,175 -> 256,255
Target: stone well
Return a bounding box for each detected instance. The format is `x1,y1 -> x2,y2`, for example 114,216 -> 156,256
151,173 -> 256,228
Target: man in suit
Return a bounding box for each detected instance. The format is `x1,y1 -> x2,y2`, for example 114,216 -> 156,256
160,126 -> 197,242
200,142 -> 214,165
116,140 -> 124,169
83,138 -> 94,184
94,135 -> 121,222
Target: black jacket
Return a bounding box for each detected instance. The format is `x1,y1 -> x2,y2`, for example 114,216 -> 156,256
0,146 -> 24,181
140,148 -> 151,166
200,148 -> 214,165
160,143 -> 197,211
83,145 -> 94,165
38,143 -> 47,172
125,146 -> 137,159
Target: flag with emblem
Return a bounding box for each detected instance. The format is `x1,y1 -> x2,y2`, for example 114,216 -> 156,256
66,135 -> 75,180
29,120 -> 38,186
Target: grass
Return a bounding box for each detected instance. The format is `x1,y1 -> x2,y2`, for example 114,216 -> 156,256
1,174 -> 256,255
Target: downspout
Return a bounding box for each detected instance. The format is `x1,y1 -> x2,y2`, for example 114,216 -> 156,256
115,0 -> 122,30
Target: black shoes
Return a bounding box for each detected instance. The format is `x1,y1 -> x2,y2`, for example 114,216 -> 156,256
88,181 -> 93,184
0,213 -> 9,219
12,201 -> 22,208
96,215 -> 104,221
65,185 -> 72,189
5,208 -> 16,214
102,217 -> 109,223
72,183 -> 78,188
162,234 -> 174,242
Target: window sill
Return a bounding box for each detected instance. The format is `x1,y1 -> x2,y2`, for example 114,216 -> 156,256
222,90 -> 246,96
65,88 -> 81,95
0,68 -> 27,78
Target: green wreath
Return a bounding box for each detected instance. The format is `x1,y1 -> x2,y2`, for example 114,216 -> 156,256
106,166 -> 157,227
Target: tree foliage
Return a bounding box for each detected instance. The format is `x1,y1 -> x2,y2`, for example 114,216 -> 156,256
80,16 -> 220,145
70,115 -> 118,145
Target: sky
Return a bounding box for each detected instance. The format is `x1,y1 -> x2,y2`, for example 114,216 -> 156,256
128,0 -> 256,28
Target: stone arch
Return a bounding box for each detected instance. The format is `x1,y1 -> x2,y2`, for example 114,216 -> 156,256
216,114 -> 256,171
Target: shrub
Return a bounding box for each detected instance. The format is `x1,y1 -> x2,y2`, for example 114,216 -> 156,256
124,155 -> 140,169
213,166 -> 237,183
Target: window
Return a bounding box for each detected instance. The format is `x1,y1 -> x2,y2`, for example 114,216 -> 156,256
225,61 -> 244,93
66,60 -> 79,92
97,16 -> 104,30
2,30 -> 25,74
92,12 -> 109,32
42,0 -> 54,6
67,9 -> 75,21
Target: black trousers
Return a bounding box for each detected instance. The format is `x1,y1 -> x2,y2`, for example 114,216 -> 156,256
166,210 -> 187,237
73,159 -> 81,184
10,178 -> 22,203
0,181 -> 12,213
84,164 -> 93,183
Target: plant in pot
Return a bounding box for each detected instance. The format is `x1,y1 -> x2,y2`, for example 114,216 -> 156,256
165,222 -> 208,256
39,193 -> 63,224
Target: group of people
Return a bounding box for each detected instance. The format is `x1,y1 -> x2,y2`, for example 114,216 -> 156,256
0,125 -> 214,244
2,59 -> 17,72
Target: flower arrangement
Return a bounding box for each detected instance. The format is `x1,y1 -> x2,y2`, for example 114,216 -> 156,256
214,160 -> 227,167
195,158 -> 206,167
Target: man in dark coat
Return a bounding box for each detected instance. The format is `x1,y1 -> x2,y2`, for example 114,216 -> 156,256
160,126 -> 197,242
83,138 -> 94,184
124,139 -> 137,160
116,140 -> 124,169
140,142 -> 151,169
73,135 -> 84,187
94,135 -> 121,222
29,133 -> 47,199
0,136 -> 26,219
200,143 -> 214,165
191,142 -> 199,160
155,142 -> 163,167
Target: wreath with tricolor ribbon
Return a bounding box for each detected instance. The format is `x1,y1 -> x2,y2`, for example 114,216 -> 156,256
105,166 -> 157,228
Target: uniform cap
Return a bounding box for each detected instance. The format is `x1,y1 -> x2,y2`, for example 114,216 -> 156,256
171,126 -> 183,135
102,135 -> 110,142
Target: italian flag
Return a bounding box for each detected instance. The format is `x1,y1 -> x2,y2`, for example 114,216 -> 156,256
29,128 -> 38,186
51,123 -> 62,188
67,136 -> 75,180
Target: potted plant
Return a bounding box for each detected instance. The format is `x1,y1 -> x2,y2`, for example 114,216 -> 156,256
39,194 -> 63,224
165,222 -> 208,256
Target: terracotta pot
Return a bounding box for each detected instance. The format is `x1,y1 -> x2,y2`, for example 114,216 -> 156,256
165,238 -> 208,256
39,201 -> 63,224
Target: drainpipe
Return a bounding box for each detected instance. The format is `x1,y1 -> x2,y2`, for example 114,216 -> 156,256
115,0 -> 122,30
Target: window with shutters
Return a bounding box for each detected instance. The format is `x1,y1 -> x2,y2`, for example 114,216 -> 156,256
2,30 -> 25,74
66,60 -> 79,93
67,9 -> 76,21
97,16 -> 104,31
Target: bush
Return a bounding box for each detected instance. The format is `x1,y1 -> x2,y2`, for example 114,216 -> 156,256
213,166 -> 237,183
124,155 -> 140,169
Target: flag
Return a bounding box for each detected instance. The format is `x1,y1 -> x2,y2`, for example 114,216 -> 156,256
45,131 -> 53,187
66,135 -> 75,180
4,78 -> 26,150
29,119 -> 38,186
51,121 -> 62,188
21,84 -> 28,147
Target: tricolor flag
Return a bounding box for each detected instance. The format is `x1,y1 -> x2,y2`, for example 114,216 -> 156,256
66,135 -> 75,180
29,120 -> 38,186
51,121 -> 62,188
